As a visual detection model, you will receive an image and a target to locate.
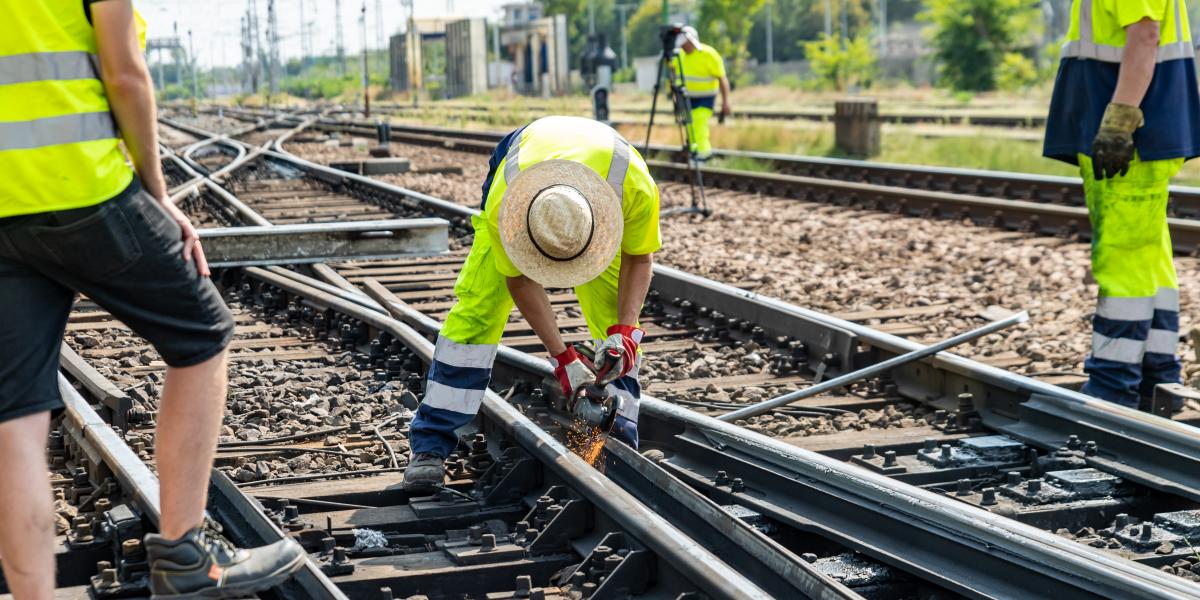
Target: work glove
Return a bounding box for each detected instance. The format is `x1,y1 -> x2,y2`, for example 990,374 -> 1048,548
593,325 -> 644,385
1091,103 -> 1143,180
550,346 -> 594,399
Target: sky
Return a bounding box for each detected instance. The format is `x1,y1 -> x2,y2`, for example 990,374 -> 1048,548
137,0 -> 514,67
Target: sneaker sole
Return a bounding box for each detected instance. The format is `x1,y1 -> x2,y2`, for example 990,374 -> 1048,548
150,550 -> 308,599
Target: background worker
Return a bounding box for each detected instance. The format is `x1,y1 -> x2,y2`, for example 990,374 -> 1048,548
404,115 -> 661,491
673,26 -> 732,160
1043,0 -> 1200,410
0,1 -> 304,597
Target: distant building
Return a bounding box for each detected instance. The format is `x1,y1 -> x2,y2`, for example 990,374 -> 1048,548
502,2 -> 544,25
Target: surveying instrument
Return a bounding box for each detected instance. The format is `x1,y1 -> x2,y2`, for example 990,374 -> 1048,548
643,24 -> 710,217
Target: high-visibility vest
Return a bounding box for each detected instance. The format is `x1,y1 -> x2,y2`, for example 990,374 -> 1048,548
1063,0 -> 1193,63
0,0 -> 135,218
675,43 -> 725,99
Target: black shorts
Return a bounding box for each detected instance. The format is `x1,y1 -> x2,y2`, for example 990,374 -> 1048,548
0,182 -> 235,423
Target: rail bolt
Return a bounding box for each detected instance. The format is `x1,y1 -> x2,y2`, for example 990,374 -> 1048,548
882,451 -> 897,467
956,479 -> 972,496
1027,479 -> 1042,494
479,533 -> 497,552
379,587 -> 394,600
731,478 -> 746,492
862,444 -> 876,459
514,575 -> 532,597
714,470 -> 729,486
981,488 -> 998,506
1005,472 -> 1021,486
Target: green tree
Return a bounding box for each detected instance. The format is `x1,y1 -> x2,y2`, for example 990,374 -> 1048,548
698,0 -> 767,76
920,0 -> 1042,92
803,32 -> 877,91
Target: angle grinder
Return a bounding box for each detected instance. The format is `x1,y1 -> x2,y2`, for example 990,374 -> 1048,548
567,383 -> 622,433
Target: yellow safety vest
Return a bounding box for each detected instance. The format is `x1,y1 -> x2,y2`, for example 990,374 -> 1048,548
0,0 -> 134,218
675,43 -> 726,98
1063,0 -> 1193,62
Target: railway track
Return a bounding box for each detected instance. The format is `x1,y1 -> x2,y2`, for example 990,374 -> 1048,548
291,116 -> 1200,255
25,113 -> 1200,599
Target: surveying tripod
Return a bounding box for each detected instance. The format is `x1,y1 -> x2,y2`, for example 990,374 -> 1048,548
642,24 -> 710,217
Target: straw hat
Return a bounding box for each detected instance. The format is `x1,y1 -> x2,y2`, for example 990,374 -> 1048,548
497,159 -> 623,289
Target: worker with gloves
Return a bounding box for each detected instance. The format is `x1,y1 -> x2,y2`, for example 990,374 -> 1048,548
404,115 -> 661,491
673,26 -> 731,160
1044,0 -> 1200,410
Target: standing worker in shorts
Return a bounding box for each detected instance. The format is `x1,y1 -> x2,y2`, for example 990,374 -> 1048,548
1043,0 -> 1200,410
0,1 -> 305,597
672,26 -> 732,161
403,115 -> 661,491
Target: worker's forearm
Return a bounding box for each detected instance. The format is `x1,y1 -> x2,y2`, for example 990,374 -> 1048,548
1112,20 -> 1160,106
105,73 -> 168,200
507,276 -> 566,355
616,253 -> 653,325
720,78 -> 731,107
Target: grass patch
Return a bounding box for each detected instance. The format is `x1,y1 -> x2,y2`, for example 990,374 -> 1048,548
707,155 -> 775,173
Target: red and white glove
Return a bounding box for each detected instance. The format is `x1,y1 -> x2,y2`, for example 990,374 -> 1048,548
549,346 -> 595,398
593,325 -> 643,385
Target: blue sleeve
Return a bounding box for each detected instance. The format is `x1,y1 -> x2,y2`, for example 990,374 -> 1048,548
480,125 -> 527,210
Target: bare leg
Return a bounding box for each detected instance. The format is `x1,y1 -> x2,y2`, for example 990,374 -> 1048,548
0,411 -> 54,600
156,350 -> 228,540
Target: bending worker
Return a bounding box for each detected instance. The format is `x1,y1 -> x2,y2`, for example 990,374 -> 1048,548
1043,0 -> 1199,410
0,1 -> 304,597
404,115 -> 661,490
673,26 -> 731,160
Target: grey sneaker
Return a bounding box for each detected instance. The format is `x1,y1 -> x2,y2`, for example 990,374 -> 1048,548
403,452 -> 446,491
145,525 -> 306,599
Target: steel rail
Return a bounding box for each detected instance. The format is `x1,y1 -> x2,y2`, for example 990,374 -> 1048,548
243,266 -> 777,600
261,138 -> 1200,501
60,349 -> 348,600
354,275 -> 1200,600
306,118 -> 1200,219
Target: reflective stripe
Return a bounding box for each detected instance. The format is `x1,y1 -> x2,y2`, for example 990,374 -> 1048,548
0,51 -> 100,85
1066,0 -> 1190,63
502,128 -> 629,199
1095,296 -> 1155,320
684,75 -> 718,84
1091,333 -> 1145,364
606,136 -> 630,201
1061,39 -> 1194,62
0,111 -> 118,152
1155,287 -> 1180,312
422,379 -> 486,414
433,335 -> 498,369
502,131 -> 522,186
1147,328 -> 1180,354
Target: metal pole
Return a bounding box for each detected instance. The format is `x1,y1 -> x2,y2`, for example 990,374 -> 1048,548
188,29 -> 198,115
616,3 -> 633,70
361,2 -> 370,117
765,0 -> 773,66
717,311 -> 1030,422
840,0 -> 849,39
880,0 -> 888,56
408,0 -> 418,108
589,0 -> 596,34
823,0 -> 832,37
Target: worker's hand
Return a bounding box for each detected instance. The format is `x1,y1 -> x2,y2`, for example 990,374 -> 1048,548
159,197 -> 210,277
1091,103 -> 1143,180
721,101 -> 732,118
593,325 -> 643,385
550,346 -> 595,399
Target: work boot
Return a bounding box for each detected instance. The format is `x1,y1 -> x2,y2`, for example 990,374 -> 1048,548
144,524 -> 306,599
403,452 -> 446,491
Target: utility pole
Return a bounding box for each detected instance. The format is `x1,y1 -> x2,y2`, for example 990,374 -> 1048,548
375,0 -> 385,74
840,0 -> 849,40
765,0 -> 773,66
298,0 -> 307,73
335,0 -> 346,75
879,0 -> 888,56
188,29 -> 198,115
616,3 -> 634,70
588,0 -> 595,35
361,2 -> 370,117
267,0 -> 280,102
406,0 -> 418,108
823,0 -> 832,37
173,22 -> 183,89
